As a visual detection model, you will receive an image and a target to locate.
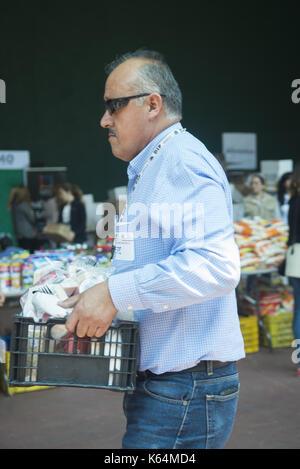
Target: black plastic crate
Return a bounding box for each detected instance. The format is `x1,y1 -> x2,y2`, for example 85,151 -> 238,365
9,315 -> 139,392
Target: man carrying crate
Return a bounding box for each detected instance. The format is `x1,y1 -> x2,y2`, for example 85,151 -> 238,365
60,49 -> 245,449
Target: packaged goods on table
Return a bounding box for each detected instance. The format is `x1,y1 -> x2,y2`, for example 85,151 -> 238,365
94,237 -> 114,264
259,289 -> 294,316
0,249 -> 31,293
234,218 -> 289,272
0,258 -> 11,290
21,259 -> 35,289
10,259 -> 22,289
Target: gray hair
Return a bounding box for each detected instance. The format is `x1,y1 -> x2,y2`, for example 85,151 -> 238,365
104,49 -> 182,121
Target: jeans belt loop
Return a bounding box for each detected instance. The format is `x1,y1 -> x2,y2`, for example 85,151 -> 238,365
207,360 -> 214,376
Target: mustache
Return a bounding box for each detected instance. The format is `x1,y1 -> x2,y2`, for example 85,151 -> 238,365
108,129 -> 117,136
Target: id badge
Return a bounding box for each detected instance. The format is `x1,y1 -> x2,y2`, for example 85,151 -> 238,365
114,231 -> 135,261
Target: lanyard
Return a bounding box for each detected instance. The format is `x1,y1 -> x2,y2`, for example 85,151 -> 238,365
118,127 -> 186,224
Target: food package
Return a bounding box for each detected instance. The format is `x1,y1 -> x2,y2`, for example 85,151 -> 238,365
234,218 -> 288,272
43,223 -> 75,243
259,288 -> 294,316
20,256 -> 114,323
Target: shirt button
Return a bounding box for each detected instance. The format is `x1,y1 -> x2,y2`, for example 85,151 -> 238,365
127,305 -> 133,310
163,305 -> 169,310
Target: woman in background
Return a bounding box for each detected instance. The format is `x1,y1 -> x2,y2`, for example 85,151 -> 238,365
243,174 -> 278,220
277,172 -> 293,225
287,163 -> 300,376
58,183 -> 87,244
43,183 -> 60,225
7,185 -> 40,252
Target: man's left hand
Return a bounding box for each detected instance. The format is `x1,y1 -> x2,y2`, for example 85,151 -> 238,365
58,280 -> 118,338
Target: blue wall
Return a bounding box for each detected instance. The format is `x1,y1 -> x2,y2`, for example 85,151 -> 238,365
0,1 -> 299,201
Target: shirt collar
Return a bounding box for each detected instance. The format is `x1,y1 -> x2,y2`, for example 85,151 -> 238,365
127,122 -> 183,180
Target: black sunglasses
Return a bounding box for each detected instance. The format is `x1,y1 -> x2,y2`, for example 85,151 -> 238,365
104,93 -> 166,115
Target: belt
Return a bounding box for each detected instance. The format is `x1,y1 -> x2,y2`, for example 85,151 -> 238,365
137,361 -> 233,379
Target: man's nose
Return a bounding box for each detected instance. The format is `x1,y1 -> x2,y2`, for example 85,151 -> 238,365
100,110 -> 113,128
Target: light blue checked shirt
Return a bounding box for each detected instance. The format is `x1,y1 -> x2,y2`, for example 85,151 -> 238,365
108,122 -> 245,374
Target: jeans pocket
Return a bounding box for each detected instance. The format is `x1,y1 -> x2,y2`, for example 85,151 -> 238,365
143,376 -> 192,406
205,384 -> 240,449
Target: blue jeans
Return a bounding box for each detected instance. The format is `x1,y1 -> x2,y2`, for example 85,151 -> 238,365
290,277 -> 300,342
122,362 -> 239,449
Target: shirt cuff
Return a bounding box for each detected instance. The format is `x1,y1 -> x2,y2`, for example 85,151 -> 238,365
108,270 -> 145,313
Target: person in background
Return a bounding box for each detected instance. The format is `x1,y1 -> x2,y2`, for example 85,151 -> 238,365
58,183 -> 87,244
277,172 -> 293,225
230,183 -> 244,222
7,185 -> 40,253
59,49 -> 245,449
227,175 -> 248,222
43,183 -> 60,225
0,234 -> 13,253
0,234 -> 22,258
287,163 -> 300,376
214,152 -> 227,172
43,183 -> 61,248
243,174 -> 279,220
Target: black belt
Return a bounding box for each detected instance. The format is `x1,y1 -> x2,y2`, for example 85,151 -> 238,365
137,361 -> 233,379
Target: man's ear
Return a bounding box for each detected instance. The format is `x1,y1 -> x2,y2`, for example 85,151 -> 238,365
147,93 -> 163,120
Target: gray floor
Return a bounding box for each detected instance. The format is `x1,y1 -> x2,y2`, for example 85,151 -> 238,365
1,348 -> 299,449
1,305 -> 300,449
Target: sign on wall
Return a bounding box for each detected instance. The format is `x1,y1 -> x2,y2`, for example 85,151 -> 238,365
0,150 -> 30,169
222,133 -> 257,170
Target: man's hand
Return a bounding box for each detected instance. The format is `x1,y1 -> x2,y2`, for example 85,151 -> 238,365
67,230 -> 75,242
58,280 -> 118,338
